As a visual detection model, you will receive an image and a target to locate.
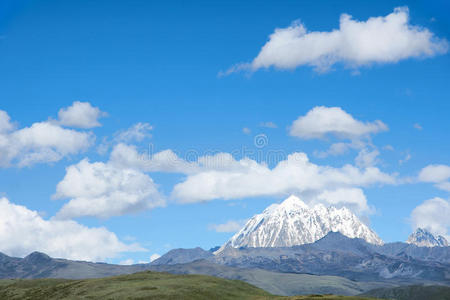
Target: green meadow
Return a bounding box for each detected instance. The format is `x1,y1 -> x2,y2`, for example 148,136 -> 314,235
0,271 -> 378,300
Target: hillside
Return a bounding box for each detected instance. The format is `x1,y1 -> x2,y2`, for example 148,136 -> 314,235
149,259 -> 394,296
0,252 -> 146,279
0,271 -> 378,300
360,284 -> 450,300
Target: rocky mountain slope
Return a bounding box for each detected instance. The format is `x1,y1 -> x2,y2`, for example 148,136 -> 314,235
212,232 -> 450,283
150,247 -> 213,266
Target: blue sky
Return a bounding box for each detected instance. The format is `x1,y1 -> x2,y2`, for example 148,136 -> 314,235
0,0 -> 449,264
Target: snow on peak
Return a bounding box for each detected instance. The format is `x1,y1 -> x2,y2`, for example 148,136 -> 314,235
280,195 -> 308,208
216,195 -> 383,253
265,195 -> 309,214
406,228 -> 448,247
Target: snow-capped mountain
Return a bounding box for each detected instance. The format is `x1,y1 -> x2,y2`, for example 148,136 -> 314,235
217,195 -> 383,253
406,228 -> 449,247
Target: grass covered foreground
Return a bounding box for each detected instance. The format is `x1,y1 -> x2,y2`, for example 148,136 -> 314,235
0,270 -> 379,299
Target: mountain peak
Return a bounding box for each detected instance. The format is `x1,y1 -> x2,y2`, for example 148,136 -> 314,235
406,228 -> 448,247
217,195 -> 383,253
23,251 -> 52,264
280,195 -> 308,208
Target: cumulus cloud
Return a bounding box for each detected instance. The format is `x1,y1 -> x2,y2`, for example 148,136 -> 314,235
314,140 -> 367,158
100,142 -> 393,215
290,106 -> 388,140
355,149 -> 380,168
410,197 -> 450,239
0,197 -> 143,261
0,110 -> 15,133
315,142 -> 351,158
418,164 -> 450,191
315,188 -> 371,214
114,123 -> 153,143
226,7 -> 448,73
0,110 -> 94,167
109,144 -> 254,175
109,143 -> 198,174
83,141 -> 394,216
119,259 -> 135,265
54,158 -> 165,219
150,253 -> 161,262
58,101 -> 106,129
208,220 -> 247,233
97,123 -> 153,155
172,152 -> 396,208
418,164 -> 450,183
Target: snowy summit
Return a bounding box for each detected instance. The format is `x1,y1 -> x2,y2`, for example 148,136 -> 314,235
406,228 -> 448,247
217,195 -> 383,253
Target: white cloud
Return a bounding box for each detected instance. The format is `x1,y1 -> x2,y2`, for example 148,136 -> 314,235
0,197 -> 143,261
93,141 -> 394,216
315,188 -> 371,214
355,149 -> 380,168
54,158 -> 165,219
208,220 -> 247,233
437,182 -> 450,191
114,123 -> 153,143
315,142 -> 351,158
110,144 -> 256,175
418,164 -> 450,183
172,152 -> 396,208
399,152 -> 412,165
290,106 -> 388,140
150,253 -> 161,262
242,127 -> 251,135
97,123 -> 154,154
418,164 -> 450,191
109,143 -> 198,174
58,101 -> 106,129
0,110 -> 15,133
0,110 -> 94,167
119,259 -> 135,265
227,7 -> 448,73
410,197 -> 450,239
259,121 -> 277,128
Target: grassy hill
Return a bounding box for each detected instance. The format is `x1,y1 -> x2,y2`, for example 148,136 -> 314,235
360,284 -> 450,300
0,271 -> 379,300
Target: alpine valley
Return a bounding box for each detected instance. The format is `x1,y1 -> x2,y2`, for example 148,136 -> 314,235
1,196 -> 449,296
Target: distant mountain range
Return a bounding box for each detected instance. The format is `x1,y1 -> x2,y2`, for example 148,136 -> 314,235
0,195 -> 449,296
1,232 -> 448,296
210,232 -> 450,282
0,251 -> 146,279
148,196 -> 450,294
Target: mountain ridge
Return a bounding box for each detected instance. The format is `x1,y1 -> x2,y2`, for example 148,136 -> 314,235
217,195 -> 383,253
